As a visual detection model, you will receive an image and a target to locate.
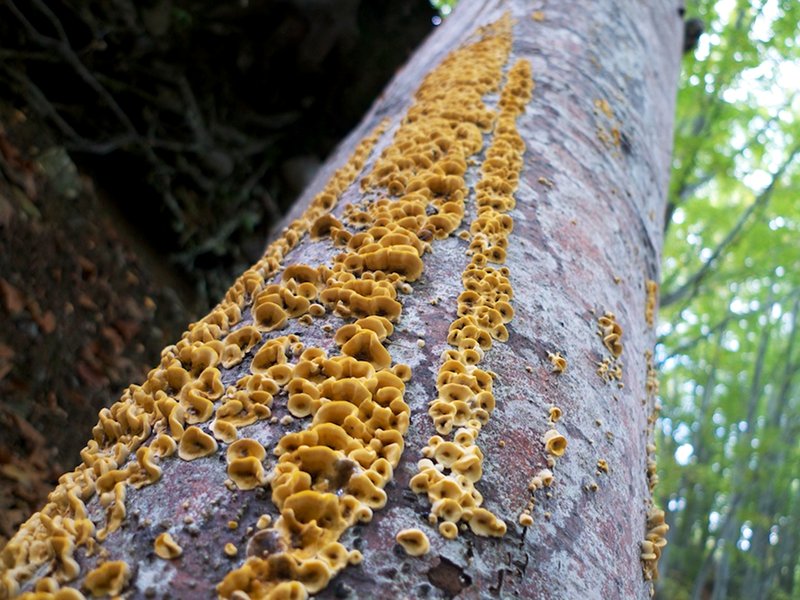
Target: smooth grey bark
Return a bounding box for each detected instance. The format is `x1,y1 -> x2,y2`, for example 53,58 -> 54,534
281,5 -> 682,595
3,0 -> 682,598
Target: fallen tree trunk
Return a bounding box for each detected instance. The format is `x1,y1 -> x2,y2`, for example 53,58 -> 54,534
1,1 -> 681,598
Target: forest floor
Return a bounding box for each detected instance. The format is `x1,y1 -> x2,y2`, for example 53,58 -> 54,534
0,105 -> 193,545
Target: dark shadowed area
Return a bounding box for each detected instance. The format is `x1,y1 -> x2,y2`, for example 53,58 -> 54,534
0,0 -> 436,544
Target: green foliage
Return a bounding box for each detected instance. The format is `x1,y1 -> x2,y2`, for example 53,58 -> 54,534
429,0 -> 458,17
657,0 -> 800,597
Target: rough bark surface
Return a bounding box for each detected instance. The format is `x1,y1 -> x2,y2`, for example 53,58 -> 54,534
1,1 -> 681,599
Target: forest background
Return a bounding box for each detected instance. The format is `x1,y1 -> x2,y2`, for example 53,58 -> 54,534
0,0 -> 798,598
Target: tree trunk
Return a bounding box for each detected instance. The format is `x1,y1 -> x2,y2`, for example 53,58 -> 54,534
0,1 -> 682,599
744,298 -> 800,600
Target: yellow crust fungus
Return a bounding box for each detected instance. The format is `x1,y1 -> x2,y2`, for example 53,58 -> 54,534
467,508 -> 507,537
547,351 -> 567,373
645,279 -> 658,327
641,508 -> 669,581
228,438 -> 267,462
211,419 -> 239,443
154,532 -> 183,559
222,326 -> 262,368
228,457 -> 266,490
395,529 -> 430,556
127,446 -> 162,489
83,561 -> 130,597
253,301 -> 288,331
178,426 -> 219,461
338,330 -> 392,370
537,469 -> 554,487
256,514 -> 272,529
438,521 -> 459,540
543,429 -> 568,457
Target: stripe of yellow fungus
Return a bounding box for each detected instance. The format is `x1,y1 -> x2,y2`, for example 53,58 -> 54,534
411,57 -> 532,541
645,279 -> 658,327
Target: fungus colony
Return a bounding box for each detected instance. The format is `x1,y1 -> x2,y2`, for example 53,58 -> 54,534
644,349 -> 661,494
547,351 -> 567,373
641,508 -> 668,582
645,279 -> 658,328
0,12 -> 663,600
596,311 -> 624,385
407,19 -> 533,542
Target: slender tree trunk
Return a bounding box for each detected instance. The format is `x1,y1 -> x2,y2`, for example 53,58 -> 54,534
694,299 -> 775,600
657,338 -> 721,590
0,1 -> 682,598
745,299 -> 800,599
776,432 -> 800,597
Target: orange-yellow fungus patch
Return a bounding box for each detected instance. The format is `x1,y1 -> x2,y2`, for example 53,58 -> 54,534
543,429 -> 568,457
154,532 -> 183,560
83,561 -> 130,597
395,528 -> 430,556
178,426 -> 218,461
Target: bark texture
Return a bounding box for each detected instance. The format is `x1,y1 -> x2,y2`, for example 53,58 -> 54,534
1,1 -> 681,599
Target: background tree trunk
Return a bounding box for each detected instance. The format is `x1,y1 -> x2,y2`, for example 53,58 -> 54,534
1,0 -> 682,598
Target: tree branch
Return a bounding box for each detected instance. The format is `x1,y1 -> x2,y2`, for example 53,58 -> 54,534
661,146 -> 800,307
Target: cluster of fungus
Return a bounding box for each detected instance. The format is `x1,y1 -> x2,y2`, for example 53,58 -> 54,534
593,98 -> 623,151
598,312 -> 623,358
407,28 -> 534,540
641,276 -> 666,590
641,347 -> 666,590
643,349 -> 661,494
596,311 -> 624,385
217,346 -> 411,596
547,351 -> 567,373
518,396 -> 565,527
519,467 -> 554,527
0,115 -> 387,599
641,508 -> 669,583
218,14 -> 538,598
645,279 -> 658,328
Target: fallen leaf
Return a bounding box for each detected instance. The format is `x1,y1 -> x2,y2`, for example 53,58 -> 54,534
38,310 -> 57,334
0,279 -> 24,315
0,343 -> 13,360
